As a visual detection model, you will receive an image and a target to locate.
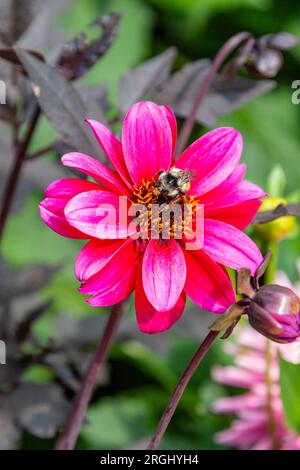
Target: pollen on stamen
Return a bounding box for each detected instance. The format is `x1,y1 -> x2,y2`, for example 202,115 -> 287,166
132,177 -> 200,241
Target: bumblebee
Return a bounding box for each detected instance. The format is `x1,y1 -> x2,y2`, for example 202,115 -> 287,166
156,167 -> 195,201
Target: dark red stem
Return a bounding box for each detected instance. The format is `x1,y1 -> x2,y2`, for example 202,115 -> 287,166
55,301 -> 125,450
0,104 -> 41,243
147,330 -> 219,450
175,32 -> 252,157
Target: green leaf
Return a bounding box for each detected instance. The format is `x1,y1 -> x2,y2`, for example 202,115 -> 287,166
79,395 -> 150,449
22,365 -> 54,384
148,0 -> 270,15
267,165 -> 286,197
279,356 -> 300,433
112,341 -> 177,390
287,189 -> 300,203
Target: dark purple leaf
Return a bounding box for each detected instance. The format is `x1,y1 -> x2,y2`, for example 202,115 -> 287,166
268,32 -> 299,51
0,341 -> 28,390
57,13 -> 121,81
76,84 -> 108,123
118,48 -> 176,113
54,313 -> 108,347
0,410 -> 20,450
254,203 -> 300,224
43,353 -> 80,392
5,383 -> 69,438
0,47 -> 44,66
155,59 -> 276,126
0,0 -> 37,44
0,259 -> 60,301
18,1 -> 68,52
14,300 -> 53,343
0,100 -> 15,123
15,48 -> 103,157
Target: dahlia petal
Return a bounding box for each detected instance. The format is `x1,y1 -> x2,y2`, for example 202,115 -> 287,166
176,127 -> 242,195
40,178 -> 99,239
45,178 -> 100,198
142,239 -> 186,312
122,101 -> 173,185
205,200 -> 262,230
75,238 -> 129,282
200,164 -> 246,206
161,104 -> 177,154
204,219 -> 263,275
184,250 -> 235,313
135,260 -> 186,333
64,190 -> 131,239
39,198 -> 87,239
85,119 -> 133,188
61,152 -> 130,195
79,239 -> 138,306
206,180 -> 266,209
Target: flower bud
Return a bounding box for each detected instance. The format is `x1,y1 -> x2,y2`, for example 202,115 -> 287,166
246,48 -> 283,78
247,284 -> 300,343
254,197 -> 296,242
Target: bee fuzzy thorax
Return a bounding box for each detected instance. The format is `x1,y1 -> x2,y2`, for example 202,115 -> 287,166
155,167 -> 193,201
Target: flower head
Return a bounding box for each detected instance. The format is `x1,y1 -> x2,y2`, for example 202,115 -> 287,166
212,324 -> 300,450
39,101 -> 264,333
247,284 -> 300,343
225,255 -> 300,344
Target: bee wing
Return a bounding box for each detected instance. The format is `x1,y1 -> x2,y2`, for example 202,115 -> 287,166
179,168 -> 197,183
185,168 -> 197,181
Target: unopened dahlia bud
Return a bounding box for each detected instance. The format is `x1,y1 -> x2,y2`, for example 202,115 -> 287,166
255,197 -> 296,242
250,48 -> 283,78
247,284 -> 300,343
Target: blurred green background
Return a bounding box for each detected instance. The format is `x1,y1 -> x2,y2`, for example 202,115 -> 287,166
1,0 -> 300,450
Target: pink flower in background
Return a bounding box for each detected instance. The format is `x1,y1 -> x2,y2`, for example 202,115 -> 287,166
39,100 -> 264,333
212,324 -> 300,450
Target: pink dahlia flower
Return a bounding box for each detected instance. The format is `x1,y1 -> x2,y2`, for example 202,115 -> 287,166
39,101 -> 264,333
212,325 -> 300,450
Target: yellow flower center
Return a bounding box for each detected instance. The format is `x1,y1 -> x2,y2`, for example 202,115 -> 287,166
131,177 -> 200,241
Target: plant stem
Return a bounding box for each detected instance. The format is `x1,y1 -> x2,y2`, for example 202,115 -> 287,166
263,240 -> 280,448
55,301 -> 126,450
147,330 -> 218,450
0,104 -> 41,243
265,340 -> 280,450
175,31 -> 252,157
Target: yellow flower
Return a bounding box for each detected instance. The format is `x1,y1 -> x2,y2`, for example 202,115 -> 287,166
255,197 -> 296,242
